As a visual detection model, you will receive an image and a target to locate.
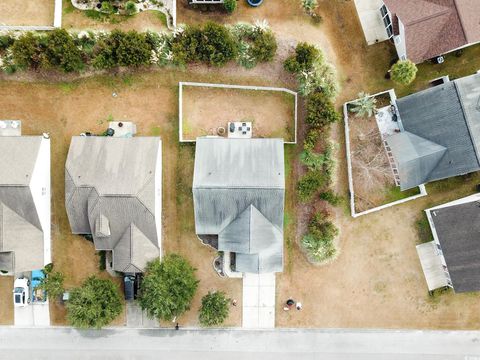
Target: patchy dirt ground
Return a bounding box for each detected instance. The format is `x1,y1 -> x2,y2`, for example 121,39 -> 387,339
62,0 -> 168,32
0,0 -> 54,26
0,276 -> 13,324
181,86 -> 295,141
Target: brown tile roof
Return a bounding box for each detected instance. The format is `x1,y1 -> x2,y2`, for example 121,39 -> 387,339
454,0 -> 480,43
383,0 -> 472,63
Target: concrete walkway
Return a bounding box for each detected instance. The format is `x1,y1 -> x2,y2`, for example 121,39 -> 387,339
242,273 -> 275,328
0,327 -> 479,359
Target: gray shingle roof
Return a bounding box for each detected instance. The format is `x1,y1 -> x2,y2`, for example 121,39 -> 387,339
193,138 -> 285,274
0,136 -> 45,273
65,136 -> 161,273
386,132 -> 447,190
391,73 -> 480,189
428,198 -> 480,292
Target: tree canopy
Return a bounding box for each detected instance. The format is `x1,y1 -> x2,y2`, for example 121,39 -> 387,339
67,276 -> 123,329
38,263 -> 65,301
138,254 -> 199,322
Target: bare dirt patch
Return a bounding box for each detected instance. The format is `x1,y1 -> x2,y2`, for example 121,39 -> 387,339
0,276 -> 13,324
0,0 -> 54,26
181,85 -> 295,142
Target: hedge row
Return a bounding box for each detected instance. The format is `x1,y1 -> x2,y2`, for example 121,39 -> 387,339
0,21 -> 277,73
286,42 -> 341,264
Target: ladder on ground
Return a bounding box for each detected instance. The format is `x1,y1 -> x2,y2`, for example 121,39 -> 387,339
384,140 -> 401,186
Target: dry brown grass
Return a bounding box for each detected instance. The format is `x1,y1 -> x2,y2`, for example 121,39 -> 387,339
181,86 -> 295,141
0,0 -> 54,26
349,114 -> 396,212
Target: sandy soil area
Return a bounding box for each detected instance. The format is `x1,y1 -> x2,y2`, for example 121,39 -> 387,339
0,0 -> 54,26
0,276 -> 13,324
181,86 -> 295,141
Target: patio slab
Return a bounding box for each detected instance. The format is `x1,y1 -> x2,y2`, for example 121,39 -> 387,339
354,0 -> 389,45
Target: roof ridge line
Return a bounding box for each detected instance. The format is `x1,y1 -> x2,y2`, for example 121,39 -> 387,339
454,80 -> 480,167
452,0 -> 469,42
404,6 -> 451,26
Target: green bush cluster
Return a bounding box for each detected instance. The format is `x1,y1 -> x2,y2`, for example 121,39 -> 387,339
306,92 -> 341,128
231,22 -> 277,69
199,291 -> 230,327
223,0 -> 237,14
390,59 -> 418,86
301,212 -> 338,263
171,22 -> 237,66
0,23 -> 277,73
38,264 -> 65,301
297,144 -> 334,201
138,254 -> 199,322
67,276 -> 123,329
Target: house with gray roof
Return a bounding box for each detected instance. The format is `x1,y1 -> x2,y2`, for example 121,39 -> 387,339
386,72 -> 480,190
193,137 -> 285,274
65,136 -> 162,274
417,193 -> 480,293
0,130 -> 51,274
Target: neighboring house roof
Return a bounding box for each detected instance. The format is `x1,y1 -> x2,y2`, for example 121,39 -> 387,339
65,136 -> 161,273
0,136 -> 47,273
193,137 -> 285,274
383,0 -> 473,63
426,194 -> 480,292
388,73 -> 480,190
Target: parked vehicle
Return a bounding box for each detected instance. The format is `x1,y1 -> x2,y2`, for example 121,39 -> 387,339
31,270 -> 47,303
124,275 -> 135,300
13,278 -> 30,307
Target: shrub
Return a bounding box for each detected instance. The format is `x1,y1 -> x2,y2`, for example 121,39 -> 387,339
45,29 -> 84,72
390,59 -> 418,85
125,1 -> 137,15
319,190 -> 342,206
93,30 -> 152,69
198,22 -> 237,66
223,0 -> 237,14
100,1 -> 114,14
38,265 -> 65,301
303,128 -> 322,151
138,254 -> 199,322
302,0 -> 318,16
306,92 -> 340,128
284,42 -> 320,73
10,32 -> 44,70
250,29 -> 276,62
67,276 -> 123,329
297,171 -> 326,202
302,213 -> 338,263
298,60 -> 338,98
117,31 -> 152,66
0,35 -> 14,51
199,291 -> 230,327
300,148 -> 329,172
349,92 -> 377,118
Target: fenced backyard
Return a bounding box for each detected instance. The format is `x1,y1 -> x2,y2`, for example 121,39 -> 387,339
179,82 -> 297,143
344,90 -> 427,217
0,0 -> 61,29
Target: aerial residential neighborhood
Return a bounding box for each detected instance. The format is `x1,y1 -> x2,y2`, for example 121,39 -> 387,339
0,0 -> 479,358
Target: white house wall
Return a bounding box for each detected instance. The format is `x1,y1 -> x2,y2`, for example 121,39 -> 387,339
29,136 -> 51,267
154,140 -> 162,259
394,19 -> 407,60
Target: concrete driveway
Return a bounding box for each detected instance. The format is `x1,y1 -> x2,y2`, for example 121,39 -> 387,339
126,301 -> 159,328
13,272 -> 50,327
354,0 -> 389,45
242,273 -> 275,329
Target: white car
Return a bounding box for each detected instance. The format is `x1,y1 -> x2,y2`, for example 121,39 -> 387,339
13,278 -> 30,307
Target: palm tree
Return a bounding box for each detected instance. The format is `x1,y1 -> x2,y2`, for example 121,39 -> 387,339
350,92 -> 377,118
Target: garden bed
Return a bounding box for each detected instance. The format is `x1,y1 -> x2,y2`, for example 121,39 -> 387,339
179,82 -> 297,143
344,91 -> 426,216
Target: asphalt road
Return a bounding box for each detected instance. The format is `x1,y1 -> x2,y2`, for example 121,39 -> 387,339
0,327 -> 479,360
